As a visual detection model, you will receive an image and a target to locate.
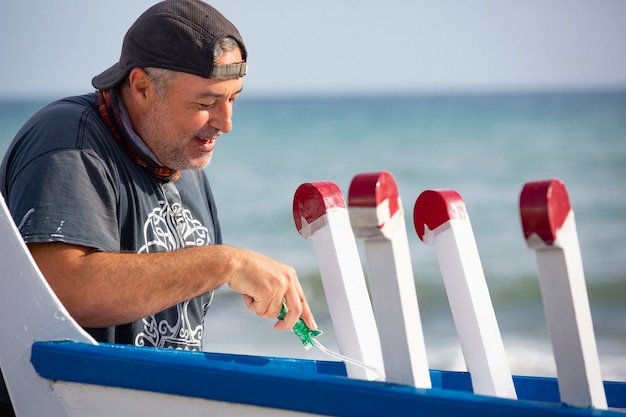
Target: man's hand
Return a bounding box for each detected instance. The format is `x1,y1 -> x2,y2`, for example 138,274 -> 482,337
226,247 -> 317,331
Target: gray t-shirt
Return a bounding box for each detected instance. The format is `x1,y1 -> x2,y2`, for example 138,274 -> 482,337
0,93 -> 221,349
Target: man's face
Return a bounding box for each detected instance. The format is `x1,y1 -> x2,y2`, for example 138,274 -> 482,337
136,48 -> 244,171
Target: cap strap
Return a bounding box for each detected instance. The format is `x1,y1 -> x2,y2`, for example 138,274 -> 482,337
210,61 -> 248,80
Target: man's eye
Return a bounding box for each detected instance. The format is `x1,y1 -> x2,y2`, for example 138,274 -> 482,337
199,102 -> 216,109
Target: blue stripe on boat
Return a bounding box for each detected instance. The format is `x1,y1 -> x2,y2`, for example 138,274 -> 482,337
31,341 -> 626,416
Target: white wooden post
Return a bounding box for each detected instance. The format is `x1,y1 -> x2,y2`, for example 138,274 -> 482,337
0,194 -> 96,417
347,171 -> 431,388
519,179 -> 607,409
413,189 -> 517,399
293,182 -> 385,380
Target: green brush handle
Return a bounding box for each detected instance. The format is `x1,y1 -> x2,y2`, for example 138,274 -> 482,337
278,302 -> 322,349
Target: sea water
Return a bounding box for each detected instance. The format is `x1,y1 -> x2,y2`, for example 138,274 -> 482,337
1,90 -> 625,380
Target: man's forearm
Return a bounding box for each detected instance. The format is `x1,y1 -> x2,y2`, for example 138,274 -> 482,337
28,242 -> 234,327
27,242 -> 315,331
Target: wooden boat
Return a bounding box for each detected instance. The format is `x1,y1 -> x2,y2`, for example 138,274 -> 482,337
1,173 -> 625,416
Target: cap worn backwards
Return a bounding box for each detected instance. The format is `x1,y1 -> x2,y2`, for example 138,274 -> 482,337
92,0 -> 247,90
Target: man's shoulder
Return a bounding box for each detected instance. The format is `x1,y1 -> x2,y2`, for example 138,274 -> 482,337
33,93 -> 101,129
0,92 -> 119,192
11,93 -> 111,153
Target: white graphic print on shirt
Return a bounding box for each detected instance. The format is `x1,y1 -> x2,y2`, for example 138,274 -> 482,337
135,190 -> 211,349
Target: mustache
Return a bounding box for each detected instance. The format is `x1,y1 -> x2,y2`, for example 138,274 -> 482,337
196,130 -> 222,141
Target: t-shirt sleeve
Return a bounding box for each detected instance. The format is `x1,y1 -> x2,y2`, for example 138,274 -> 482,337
8,148 -> 120,252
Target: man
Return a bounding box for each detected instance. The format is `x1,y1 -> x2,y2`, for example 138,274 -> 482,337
0,0 -> 316,411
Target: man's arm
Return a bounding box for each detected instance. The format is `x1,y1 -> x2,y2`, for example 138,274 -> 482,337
28,242 -> 316,331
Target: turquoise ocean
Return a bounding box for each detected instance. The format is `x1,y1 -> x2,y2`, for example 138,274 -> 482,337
1,90 -> 625,381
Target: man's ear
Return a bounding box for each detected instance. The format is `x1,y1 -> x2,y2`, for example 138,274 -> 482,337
127,68 -> 154,104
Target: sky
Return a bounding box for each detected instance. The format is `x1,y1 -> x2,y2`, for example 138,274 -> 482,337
1,0 -> 625,99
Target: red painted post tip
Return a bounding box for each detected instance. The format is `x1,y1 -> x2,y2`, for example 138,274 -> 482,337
519,179 -> 571,245
293,182 -> 346,232
348,171 -> 401,218
413,189 -> 468,241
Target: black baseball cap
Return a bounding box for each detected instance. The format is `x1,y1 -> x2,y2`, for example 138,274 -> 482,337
92,0 -> 247,90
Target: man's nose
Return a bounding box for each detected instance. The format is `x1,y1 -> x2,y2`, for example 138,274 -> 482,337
211,102 -> 233,133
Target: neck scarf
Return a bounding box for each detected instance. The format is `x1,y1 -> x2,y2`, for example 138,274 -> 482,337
97,89 -> 180,182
